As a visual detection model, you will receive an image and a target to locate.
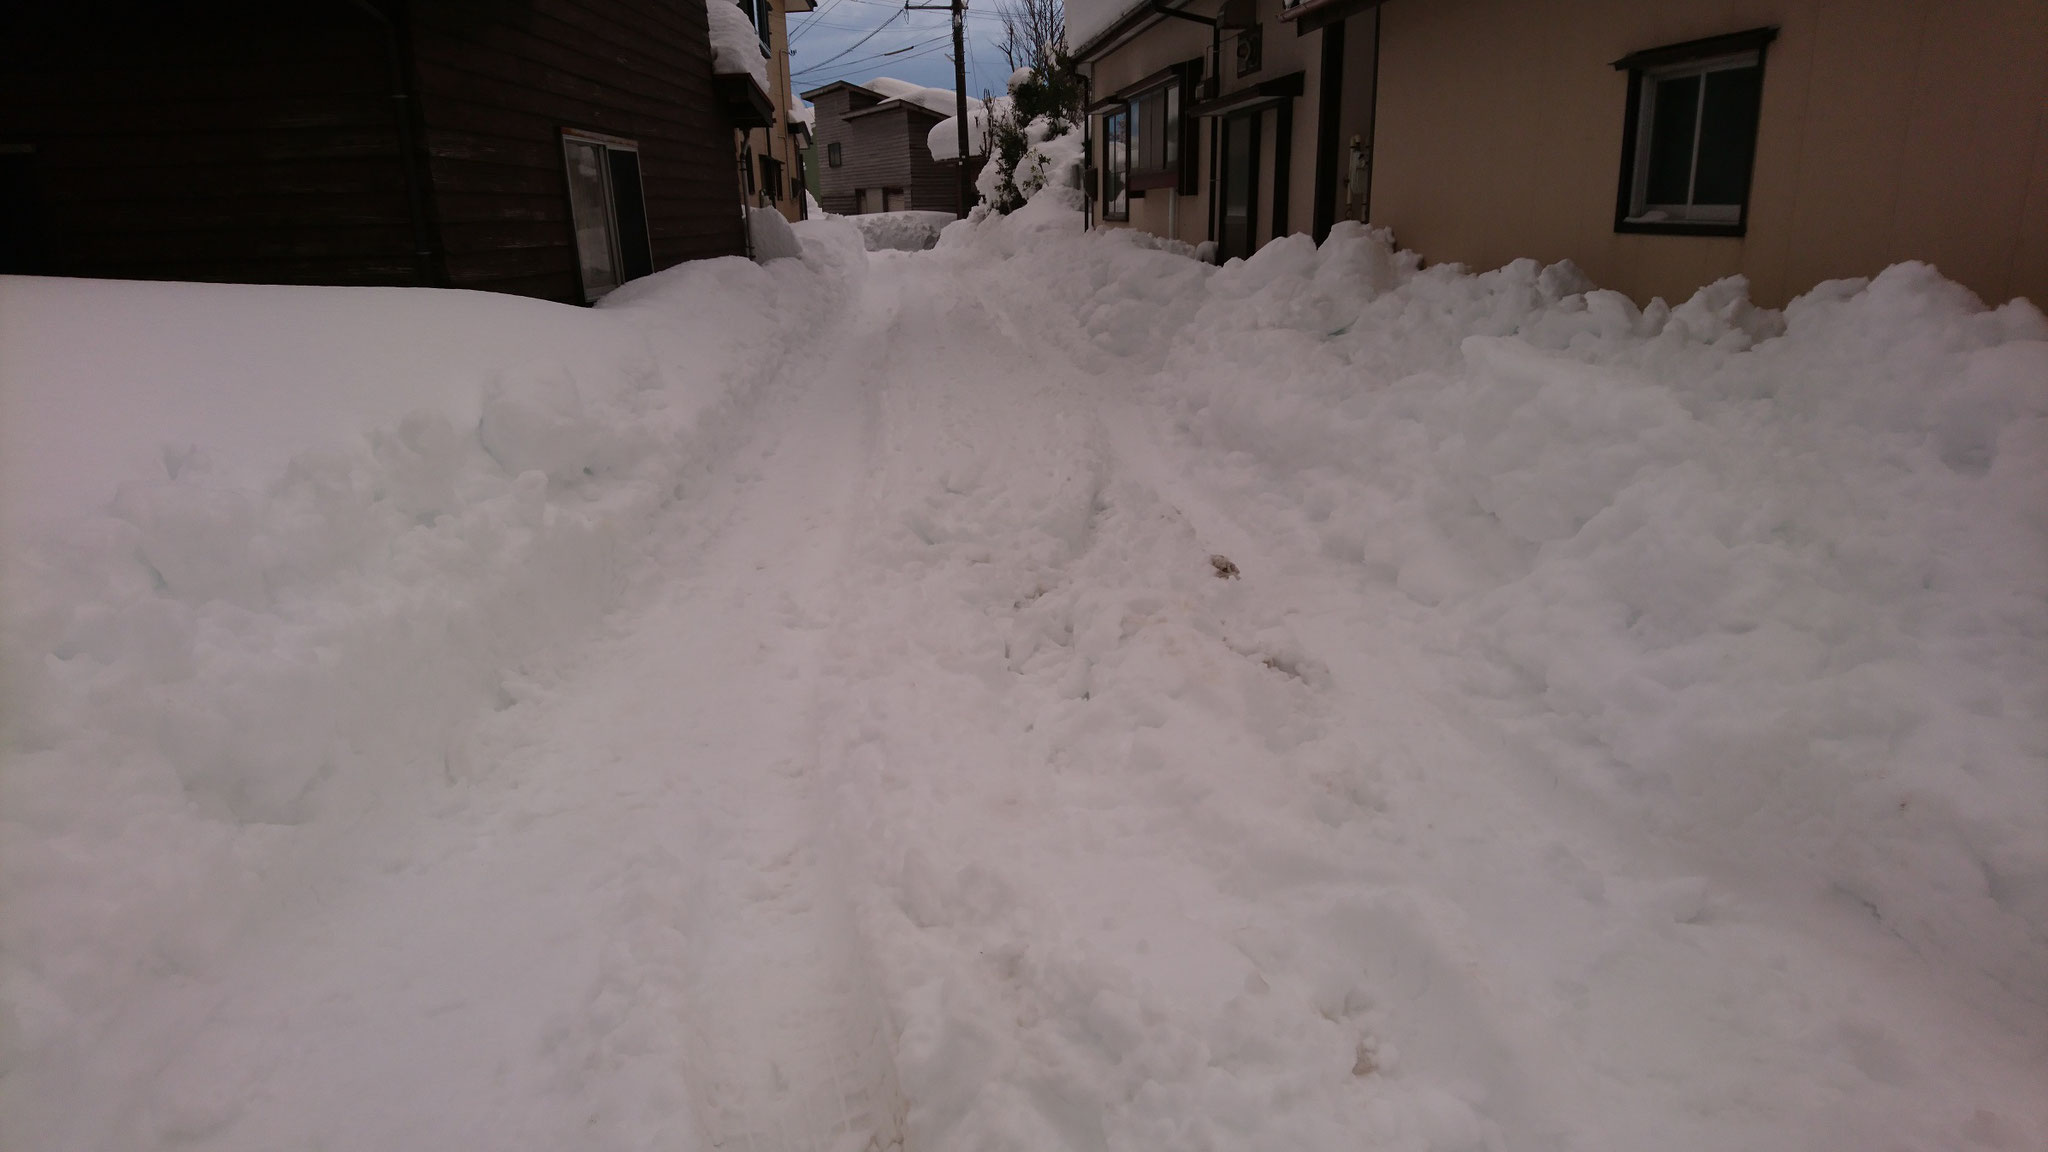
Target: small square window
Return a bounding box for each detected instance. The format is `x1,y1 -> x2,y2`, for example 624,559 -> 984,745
1613,27 -> 1775,236
827,142 -> 842,167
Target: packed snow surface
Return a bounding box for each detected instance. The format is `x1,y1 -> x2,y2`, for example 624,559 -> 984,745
4,199 -> 2046,1152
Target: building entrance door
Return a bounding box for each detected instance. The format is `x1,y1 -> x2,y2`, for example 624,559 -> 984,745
1219,110 -> 1261,261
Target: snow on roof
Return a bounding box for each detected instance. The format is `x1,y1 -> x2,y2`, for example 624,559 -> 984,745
927,96 -> 1012,161
704,0 -> 769,89
789,92 -> 815,128
863,76 -> 981,119
1066,0 -> 1155,53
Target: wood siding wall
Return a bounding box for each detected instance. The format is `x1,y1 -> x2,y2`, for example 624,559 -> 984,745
812,89 -> 886,214
0,4 -> 418,285
900,111 -> 963,214
811,90 -> 969,215
408,0 -> 746,301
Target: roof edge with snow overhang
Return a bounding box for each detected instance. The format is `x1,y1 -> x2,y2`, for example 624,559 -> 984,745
1070,0 -> 1208,63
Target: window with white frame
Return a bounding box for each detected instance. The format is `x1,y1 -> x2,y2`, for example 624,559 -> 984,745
1614,28 -> 1775,234
561,129 -> 653,302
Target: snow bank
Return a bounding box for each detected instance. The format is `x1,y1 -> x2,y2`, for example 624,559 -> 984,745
747,204 -> 803,260
0,233 -> 863,1137
850,210 -> 957,252
705,0 -> 768,88
940,208 -> 2048,1009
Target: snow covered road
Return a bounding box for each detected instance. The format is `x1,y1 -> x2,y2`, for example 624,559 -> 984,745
5,209 -> 2045,1151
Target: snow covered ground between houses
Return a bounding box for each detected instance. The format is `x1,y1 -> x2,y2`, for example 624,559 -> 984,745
3,198 -> 2046,1152
850,211 -> 958,252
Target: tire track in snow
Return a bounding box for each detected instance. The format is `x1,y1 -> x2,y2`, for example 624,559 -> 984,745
660,268 -> 911,1152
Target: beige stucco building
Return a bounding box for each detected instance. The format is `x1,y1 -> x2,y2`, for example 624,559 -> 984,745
717,0 -> 817,224
1073,0 -> 2046,307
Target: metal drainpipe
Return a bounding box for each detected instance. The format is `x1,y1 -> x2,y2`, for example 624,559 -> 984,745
348,0 -> 442,286
1082,73 -> 1093,231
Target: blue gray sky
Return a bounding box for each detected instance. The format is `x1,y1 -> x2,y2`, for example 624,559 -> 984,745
787,0 -> 1017,100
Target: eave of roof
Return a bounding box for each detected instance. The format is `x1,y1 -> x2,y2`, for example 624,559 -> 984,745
798,79 -> 882,101
1071,0 -> 1193,64
842,99 -> 946,122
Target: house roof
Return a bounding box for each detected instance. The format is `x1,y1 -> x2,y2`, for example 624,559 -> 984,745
797,79 -> 879,102
842,98 -> 948,124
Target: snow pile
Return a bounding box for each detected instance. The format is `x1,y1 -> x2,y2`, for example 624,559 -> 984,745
927,96 -> 1008,160
747,204 -> 803,260
941,209 -> 2048,1010
0,236 -> 863,1144
789,91 -> 815,129
850,210 -> 957,251
704,0 -> 768,88
865,76 -> 977,119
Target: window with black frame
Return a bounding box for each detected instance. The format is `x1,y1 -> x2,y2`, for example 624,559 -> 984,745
1126,82 -> 1181,192
1101,107 -> 1129,220
1614,28 -> 1775,235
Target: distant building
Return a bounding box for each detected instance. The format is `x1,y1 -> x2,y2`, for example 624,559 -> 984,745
801,79 -> 984,216
717,0 -> 818,224
1069,0 -> 2046,306
1,0 -> 771,304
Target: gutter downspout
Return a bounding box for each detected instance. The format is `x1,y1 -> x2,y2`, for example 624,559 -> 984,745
348,0 -> 443,287
1362,1 -> 1379,222
1082,73 -> 1093,231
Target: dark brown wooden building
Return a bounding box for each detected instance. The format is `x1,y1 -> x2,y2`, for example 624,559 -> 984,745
0,0 -> 772,303
802,80 -> 981,216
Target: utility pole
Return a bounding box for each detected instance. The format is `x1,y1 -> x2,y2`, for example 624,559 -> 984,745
908,0 -> 974,216
951,0 -> 969,216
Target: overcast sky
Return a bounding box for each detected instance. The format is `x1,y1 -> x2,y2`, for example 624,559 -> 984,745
787,0 -> 1018,101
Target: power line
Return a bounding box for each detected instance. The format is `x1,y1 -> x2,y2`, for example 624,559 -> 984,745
793,32 -> 948,79
787,0 -> 852,45
790,6 -> 907,74
801,39 -> 953,82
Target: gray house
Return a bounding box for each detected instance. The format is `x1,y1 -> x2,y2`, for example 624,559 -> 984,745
801,79 -> 983,215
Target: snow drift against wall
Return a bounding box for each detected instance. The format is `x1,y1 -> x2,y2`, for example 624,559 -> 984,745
0,224 -> 868,1143
938,205 -> 2048,1012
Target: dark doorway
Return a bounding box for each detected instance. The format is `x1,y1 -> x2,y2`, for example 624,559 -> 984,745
0,150 -> 46,274
606,148 -> 653,282
1219,110 -> 1260,261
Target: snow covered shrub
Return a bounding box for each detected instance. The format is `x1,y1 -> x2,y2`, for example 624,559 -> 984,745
980,53 -> 1084,213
